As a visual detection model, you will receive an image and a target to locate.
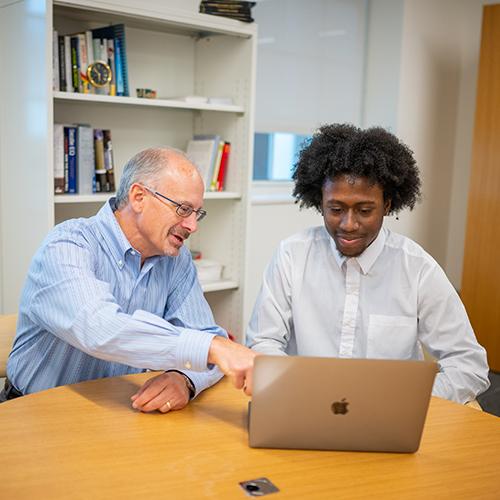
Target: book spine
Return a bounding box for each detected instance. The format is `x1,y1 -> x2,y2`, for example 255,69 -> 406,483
77,125 -> 95,195
92,38 -> 104,95
217,142 -> 231,191
114,24 -> 129,96
64,36 -> 73,92
103,130 -> 115,192
70,36 -> 80,92
58,36 -> 66,92
66,126 -> 77,193
107,38 -> 116,96
85,30 -> 94,65
78,33 -> 90,94
115,37 -> 125,96
63,127 -> 69,192
94,129 -> 106,192
53,124 -> 65,194
210,141 -> 225,191
101,38 -> 110,95
52,30 -> 60,91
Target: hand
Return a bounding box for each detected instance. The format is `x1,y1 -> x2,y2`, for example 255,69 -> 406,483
130,371 -> 190,413
208,336 -> 258,395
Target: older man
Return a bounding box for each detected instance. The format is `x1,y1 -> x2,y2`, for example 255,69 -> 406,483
3,147 -> 256,411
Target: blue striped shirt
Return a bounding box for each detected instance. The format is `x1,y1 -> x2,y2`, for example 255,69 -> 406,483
7,199 -> 225,396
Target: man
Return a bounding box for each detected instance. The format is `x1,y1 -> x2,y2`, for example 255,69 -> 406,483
2,147 -> 256,410
247,124 -> 490,404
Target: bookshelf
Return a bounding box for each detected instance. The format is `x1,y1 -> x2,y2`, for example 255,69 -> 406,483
0,1 -> 256,341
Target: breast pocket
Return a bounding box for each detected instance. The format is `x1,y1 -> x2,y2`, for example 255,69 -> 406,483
367,315 -> 417,359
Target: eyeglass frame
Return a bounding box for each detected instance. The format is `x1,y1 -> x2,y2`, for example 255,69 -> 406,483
141,185 -> 207,222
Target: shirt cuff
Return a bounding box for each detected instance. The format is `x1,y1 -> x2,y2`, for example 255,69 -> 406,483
175,329 -> 216,372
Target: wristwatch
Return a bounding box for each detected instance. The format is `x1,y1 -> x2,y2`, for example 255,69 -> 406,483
166,370 -> 196,399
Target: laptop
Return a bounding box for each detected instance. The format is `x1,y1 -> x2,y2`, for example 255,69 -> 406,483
248,355 -> 438,453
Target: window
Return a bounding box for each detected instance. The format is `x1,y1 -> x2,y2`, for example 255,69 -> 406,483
253,132 -> 310,181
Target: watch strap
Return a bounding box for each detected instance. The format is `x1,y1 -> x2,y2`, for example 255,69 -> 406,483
165,370 -> 196,399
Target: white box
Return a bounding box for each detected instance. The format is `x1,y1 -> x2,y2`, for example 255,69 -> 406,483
194,259 -> 223,283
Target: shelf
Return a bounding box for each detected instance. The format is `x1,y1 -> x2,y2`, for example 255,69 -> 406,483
55,194 -> 115,203
54,2 -> 256,39
54,92 -> 245,114
204,191 -> 241,200
54,192 -> 241,204
201,280 -> 238,293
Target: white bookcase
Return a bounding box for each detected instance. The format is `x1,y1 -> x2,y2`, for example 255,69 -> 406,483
0,0 -> 256,340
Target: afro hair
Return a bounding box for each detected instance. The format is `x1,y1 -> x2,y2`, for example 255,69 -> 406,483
292,124 -> 421,215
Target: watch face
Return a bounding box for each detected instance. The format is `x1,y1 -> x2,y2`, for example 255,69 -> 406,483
87,61 -> 112,87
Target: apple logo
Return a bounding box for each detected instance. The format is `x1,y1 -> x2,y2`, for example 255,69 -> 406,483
331,398 -> 349,415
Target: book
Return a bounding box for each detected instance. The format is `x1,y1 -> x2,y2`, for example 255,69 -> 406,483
107,38 -> 116,96
216,142 -> 231,191
77,125 -> 95,194
65,126 -> 77,193
114,37 -> 125,96
63,128 -> 69,192
199,1 -> 256,22
53,124 -> 65,194
103,129 -> 115,192
85,30 -> 94,94
70,36 -> 80,92
186,135 -> 221,189
78,33 -> 90,94
64,36 -> 73,92
209,140 -> 225,191
94,129 -> 107,192
52,30 -> 60,91
57,36 -> 66,92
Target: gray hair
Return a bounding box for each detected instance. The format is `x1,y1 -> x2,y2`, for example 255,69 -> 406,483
115,147 -> 189,209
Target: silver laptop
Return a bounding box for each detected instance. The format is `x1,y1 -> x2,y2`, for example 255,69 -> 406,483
248,356 -> 438,453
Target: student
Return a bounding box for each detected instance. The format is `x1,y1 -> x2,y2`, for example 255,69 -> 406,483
2,147 -> 256,410
247,124 -> 489,404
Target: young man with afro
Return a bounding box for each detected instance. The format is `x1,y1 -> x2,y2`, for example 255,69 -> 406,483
247,124 -> 489,404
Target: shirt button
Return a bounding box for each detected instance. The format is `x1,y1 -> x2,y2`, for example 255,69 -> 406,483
130,250 -> 135,256
118,260 -> 123,267
184,361 -> 192,369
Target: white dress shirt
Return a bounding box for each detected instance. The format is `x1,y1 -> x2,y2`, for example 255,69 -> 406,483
247,226 -> 490,403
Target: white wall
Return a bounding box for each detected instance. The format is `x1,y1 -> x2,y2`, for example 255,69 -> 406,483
254,0 -> 367,133
393,0 -> 483,287
244,183 -> 322,326
361,0 -> 404,131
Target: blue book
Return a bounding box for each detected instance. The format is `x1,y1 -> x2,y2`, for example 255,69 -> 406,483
65,126 -> 77,193
115,38 -> 125,96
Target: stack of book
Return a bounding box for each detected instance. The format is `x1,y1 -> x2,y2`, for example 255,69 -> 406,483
186,135 -> 231,192
52,23 -> 129,96
53,124 -> 116,195
199,1 -> 255,23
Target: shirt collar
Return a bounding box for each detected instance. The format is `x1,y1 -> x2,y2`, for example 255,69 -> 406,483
329,227 -> 387,274
95,198 -> 135,268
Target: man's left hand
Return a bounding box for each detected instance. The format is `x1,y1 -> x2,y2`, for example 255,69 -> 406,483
131,371 -> 190,413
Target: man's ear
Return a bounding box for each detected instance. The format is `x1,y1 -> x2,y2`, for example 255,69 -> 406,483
128,183 -> 147,213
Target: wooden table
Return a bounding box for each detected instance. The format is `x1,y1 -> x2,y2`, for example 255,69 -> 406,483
1,373 -> 499,499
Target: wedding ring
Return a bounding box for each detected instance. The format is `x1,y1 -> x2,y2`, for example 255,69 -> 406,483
164,400 -> 171,411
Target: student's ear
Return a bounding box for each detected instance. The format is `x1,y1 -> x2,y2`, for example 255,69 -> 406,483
384,199 -> 391,216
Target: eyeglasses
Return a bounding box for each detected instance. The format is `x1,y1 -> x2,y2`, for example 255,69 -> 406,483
142,185 -> 207,222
